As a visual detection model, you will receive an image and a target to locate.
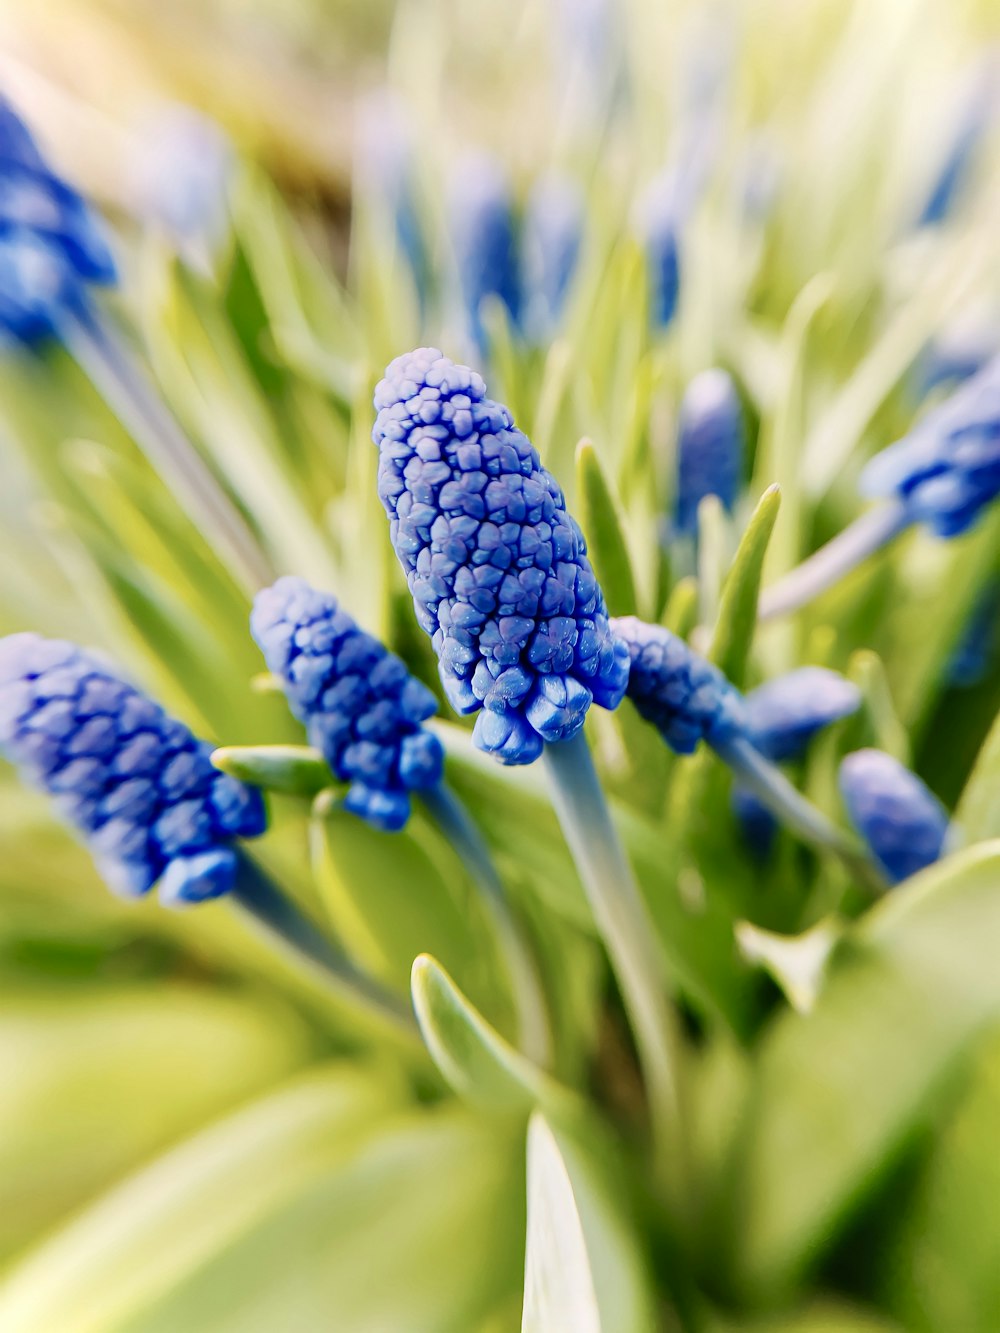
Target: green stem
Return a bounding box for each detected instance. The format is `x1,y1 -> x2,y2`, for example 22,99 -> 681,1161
543,732 -> 687,1209
420,782 -> 552,1067
232,849 -> 419,1042
62,306 -> 273,596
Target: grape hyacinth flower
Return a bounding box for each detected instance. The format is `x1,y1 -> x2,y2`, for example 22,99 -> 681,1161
374,348 -> 683,1192
522,172 -> 583,340
673,369 -> 744,539
614,617 -> 882,887
839,749 -> 948,885
448,154 -> 521,353
0,98 -> 269,594
372,348 -> 629,766
252,574 -> 551,1061
0,630 -> 416,1033
947,582 -> 1000,688
735,667 -> 862,855
355,90 -> 429,310
759,353 -> 1000,620
0,632 -> 264,905
639,170 -> 682,329
917,54 -> 997,228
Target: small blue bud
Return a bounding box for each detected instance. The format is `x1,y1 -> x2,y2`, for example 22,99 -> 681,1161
0,633 -> 264,903
861,354 -> 1000,538
522,172 -> 583,338
743,667 -> 862,763
0,98 -> 115,345
639,170 -> 682,329
838,749 -> 948,885
373,349 -> 629,765
251,576 -> 444,831
448,153 -> 520,352
613,616 -> 746,754
674,369 -> 744,537
131,105 -> 232,259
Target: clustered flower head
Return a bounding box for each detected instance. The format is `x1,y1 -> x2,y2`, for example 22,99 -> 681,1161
838,748 -> 948,885
0,98 -> 116,344
674,368 -> 744,537
373,348 -> 630,765
612,616 -> 746,753
251,576 -> 443,830
448,153 -> 521,351
0,633 -> 264,904
861,354 -> 1000,538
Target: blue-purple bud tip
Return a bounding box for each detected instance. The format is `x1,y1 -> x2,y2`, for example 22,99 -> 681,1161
0,98 -> 116,344
251,577 -> 443,831
373,349 -> 629,765
613,616 -> 746,754
838,748 -> 948,885
674,368 -> 744,537
448,153 -> 520,352
0,633 -> 264,905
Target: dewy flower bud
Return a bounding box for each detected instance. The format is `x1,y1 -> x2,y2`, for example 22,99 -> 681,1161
613,616 -> 746,754
0,98 -> 116,344
0,633 -> 264,904
448,153 -> 520,351
251,577 -> 443,831
860,354 -> 1000,538
674,369 -> 744,538
373,348 -> 629,765
838,748 -> 948,885
522,172 -> 583,338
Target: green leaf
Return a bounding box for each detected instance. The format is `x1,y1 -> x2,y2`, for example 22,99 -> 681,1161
725,841 -> 1000,1303
411,954 -> 578,1120
211,744 -> 332,797
952,700 -> 1000,847
575,439 -> 639,616
521,1113 -> 658,1333
847,649 -> 910,763
710,484 -> 781,687
735,918 -> 842,1015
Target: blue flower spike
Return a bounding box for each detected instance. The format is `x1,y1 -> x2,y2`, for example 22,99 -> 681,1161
639,170 -> 682,329
0,632 -> 264,906
374,350 -> 681,1164
674,369 -> 744,539
372,348 -> 630,766
448,154 -> 521,352
839,749 -> 948,885
250,576 -> 444,833
759,353 -> 1000,621
522,172 -> 583,339
0,97 -> 116,345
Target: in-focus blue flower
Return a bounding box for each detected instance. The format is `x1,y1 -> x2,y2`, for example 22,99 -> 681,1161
639,170 -> 681,329
673,369 -> 744,538
0,98 -> 116,344
839,748 -> 948,885
251,577 -> 443,830
735,667 -> 861,855
0,633 -> 264,904
448,153 -> 520,352
613,616 -> 746,754
522,172 -> 583,339
373,348 -> 629,765
861,354 -> 1000,538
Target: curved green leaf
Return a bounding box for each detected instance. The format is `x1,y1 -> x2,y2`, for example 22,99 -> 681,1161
212,744 -> 331,797
710,484 -> 781,687
576,438 -> 638,616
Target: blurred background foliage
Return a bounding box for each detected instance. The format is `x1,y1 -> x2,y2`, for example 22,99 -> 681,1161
0,0 -> 999,1329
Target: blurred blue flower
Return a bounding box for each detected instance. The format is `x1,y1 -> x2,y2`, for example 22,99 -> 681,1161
448,153 -> 520,352
251,576 -> 443,832
918,57 -> 997,226
0,97 -> 115,344
861,353 -> 1000,538
613,616 -> 746,754
839,748 -> 948,884
0,633 -> 264,905
673,369 -> 744,538
947,582 -> 1000,689
915,317 -> 996,400
131,104 -> 232,264
522,172 -> 583,339
639,170 -> 681,329
355,90 -> 429,308
373,348 -> 629,765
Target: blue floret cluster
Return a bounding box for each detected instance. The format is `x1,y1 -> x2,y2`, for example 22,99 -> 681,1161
0,633 -> 264,904
251,576 -> 444,830
0,98 -> 116,344
861,354 -> 1000,538
612,616 -> 746,754
673,368 -> 744,537
838,748 -> 948,884
373,348 -> 630,765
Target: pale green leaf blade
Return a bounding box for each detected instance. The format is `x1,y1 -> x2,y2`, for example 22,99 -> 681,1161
212,744 -> 331,796
709,483 -> 781,688
576,438 -> 639,617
